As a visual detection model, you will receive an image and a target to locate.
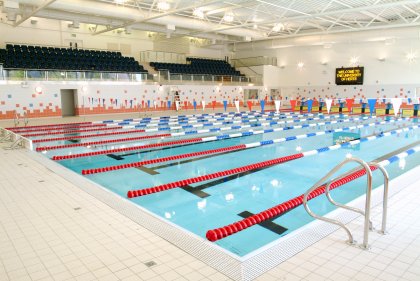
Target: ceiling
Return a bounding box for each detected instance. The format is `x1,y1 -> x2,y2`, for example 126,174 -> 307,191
2,0 -> 420,45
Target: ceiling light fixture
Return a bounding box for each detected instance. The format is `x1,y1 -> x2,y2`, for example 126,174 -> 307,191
223,12 -> 234,23
272,23 -> 284,32
406,50 -> 417,63
193,8 -> 204,19
157,1 -> 170,11
349,56 -> 360,66
297,61 -> 304,69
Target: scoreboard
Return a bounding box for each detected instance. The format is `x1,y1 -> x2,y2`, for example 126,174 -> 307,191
335,67 -> 364,85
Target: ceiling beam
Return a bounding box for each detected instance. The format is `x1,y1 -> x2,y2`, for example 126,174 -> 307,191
187,0 -> 419,36
248,21 -> 420,43
93,0 -> 225,35
13,0 -> 57,27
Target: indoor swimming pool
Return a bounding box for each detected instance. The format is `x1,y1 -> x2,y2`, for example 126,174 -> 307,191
6,111 -> 420,258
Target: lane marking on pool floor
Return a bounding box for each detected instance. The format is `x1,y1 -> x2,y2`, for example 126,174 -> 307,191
81,118 -> 404,175
205,142 -> 420,242
40,113 -> 350,150
126,124 -> 420,198
52,115 -> 380,160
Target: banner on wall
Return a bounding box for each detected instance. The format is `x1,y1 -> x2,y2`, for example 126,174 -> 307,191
307,99 -> 313,113
391,98 -> 402,117
234,100 -> 240,112
153,100 -> 157,109
193,100 -> 197,110
175,100 -> 180,111
202,100 -> 206,111
223,100 -> 228,112
167,100 -> 171,109
367,99 -> 376,116
212,100 -> 216,110
325,99 -> 333,114
147,100 -> 151,108
274,100 -> 281,113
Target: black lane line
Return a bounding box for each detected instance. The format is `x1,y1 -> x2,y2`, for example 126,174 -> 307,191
152,146 -> 259,170
135,166 -> 160,175
169,128 -> 410,199
106,154 -> 124,160
238,211 -> 288,236
116,126 -> 294,157
180,167 -> 271,198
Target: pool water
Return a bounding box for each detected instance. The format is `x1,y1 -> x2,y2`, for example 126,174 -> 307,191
24,112 -> 420,256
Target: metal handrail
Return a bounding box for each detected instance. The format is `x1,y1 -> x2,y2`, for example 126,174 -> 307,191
368,162 -> 390,234
325,179 -> 373,231
303,156 -> 373,249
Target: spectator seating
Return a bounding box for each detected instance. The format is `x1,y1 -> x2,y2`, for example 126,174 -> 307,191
150,57 -> 243,77
1,44 -> 147,73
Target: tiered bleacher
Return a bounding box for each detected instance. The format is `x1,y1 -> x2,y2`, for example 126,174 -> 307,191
1,44 -> 147,73
150,57 -> 244,76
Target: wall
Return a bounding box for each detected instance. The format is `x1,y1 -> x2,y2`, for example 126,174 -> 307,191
0,81 -> 263,119
233,27 -> 420,103
0,16 -> 225,60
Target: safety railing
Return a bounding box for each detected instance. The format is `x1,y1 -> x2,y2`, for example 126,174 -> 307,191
231,56 -> 278,67
156,69 -> 262,85
303,156 -> 389,249
1,68 -> 153,82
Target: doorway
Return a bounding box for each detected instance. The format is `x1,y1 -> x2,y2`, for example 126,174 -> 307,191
60,89 -> 77,116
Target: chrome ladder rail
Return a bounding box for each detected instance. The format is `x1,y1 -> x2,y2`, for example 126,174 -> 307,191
303,157 -> 373,249
368,162 -> 390,234
303,156 -> 390,250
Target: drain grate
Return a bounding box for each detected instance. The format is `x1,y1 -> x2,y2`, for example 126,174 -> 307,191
144,261 -> 157,267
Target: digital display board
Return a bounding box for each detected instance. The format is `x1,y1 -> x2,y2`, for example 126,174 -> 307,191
335,67 -> 364,85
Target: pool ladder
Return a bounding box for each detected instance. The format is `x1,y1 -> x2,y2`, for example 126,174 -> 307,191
303,156 -> 389,250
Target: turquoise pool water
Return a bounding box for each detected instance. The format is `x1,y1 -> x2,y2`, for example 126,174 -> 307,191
25,113 -> 420,256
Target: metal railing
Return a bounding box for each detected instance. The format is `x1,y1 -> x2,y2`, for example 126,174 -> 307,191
140,50 -> 186,64
0,65 -> 260,85
156,69 -> 262,85
1,68 -> 153,82
303,156 -> 389,249
231,56 -> 278,67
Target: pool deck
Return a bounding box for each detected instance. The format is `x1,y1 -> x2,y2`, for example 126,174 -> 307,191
0,111 -> 419,281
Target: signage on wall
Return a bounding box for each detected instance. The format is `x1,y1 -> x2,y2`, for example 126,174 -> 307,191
335,67 -> 364,85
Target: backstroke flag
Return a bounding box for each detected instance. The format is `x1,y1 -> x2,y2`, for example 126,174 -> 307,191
307,99 -> 313,113
346,98 -> 354,112
290,100 -> 297,110
325,99 -> 333,114
367,99 -> 377,116
247,100 -> 252,111
391,98 -> 402,117
234,100 -> 240,112
274,100 -> 281,113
